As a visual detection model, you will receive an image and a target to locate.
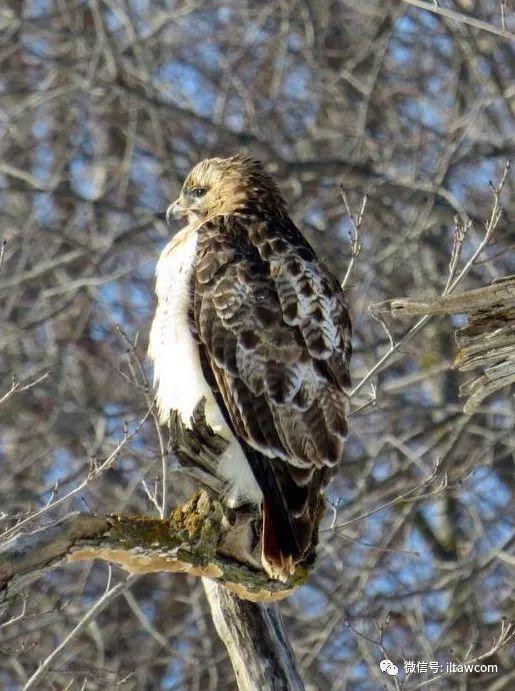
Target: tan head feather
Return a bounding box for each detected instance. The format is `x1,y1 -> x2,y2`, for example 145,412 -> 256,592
169,154 -> 287,224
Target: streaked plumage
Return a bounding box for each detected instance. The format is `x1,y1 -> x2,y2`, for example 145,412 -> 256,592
149,155 -> 352,580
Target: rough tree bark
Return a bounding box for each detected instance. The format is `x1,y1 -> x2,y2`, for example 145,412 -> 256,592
203,580 -> 305,690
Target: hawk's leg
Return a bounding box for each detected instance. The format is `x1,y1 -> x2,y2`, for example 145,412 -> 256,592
167,397 -> 228,492
167,398 -> 262,512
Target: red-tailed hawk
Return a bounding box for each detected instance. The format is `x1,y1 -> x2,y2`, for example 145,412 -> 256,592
149,155 -> 351,580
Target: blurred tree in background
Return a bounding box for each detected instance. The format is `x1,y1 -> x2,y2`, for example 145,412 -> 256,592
0,1 -> 513,688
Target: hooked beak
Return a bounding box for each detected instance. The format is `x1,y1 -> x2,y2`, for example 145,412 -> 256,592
165,200 -> 187,225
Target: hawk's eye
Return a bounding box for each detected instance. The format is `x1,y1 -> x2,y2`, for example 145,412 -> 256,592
192,187 -> 207,199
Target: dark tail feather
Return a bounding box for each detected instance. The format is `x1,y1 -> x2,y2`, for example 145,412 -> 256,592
243,445 -> 326,581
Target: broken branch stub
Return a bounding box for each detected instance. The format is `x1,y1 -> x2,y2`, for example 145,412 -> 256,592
375,277 -> 515,413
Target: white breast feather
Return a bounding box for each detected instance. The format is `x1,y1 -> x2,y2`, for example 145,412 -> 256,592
148,227 -> 263,505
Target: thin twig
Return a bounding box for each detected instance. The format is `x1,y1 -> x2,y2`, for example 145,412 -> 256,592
22,570 -> 137,691
413,620 -> 515,688
0,371 -> 50,407
0,599 -> 27,631
327,462 -> 447,532
350,314 -> 430,398
123,590 -> 175,653
0,240 -> 6,278
401,0 -> 515,41
340,188 -> 367,289
500,0 -> 507,31
445,161 -> 510,295
116,325 -> 169,519
1,409 -> 152,541
443,215 -> 471,295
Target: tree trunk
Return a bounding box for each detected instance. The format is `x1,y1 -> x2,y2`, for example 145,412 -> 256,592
203,579 -> 304,691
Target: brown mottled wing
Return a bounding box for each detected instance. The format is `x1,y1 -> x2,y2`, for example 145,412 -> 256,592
192,213 -> 351,576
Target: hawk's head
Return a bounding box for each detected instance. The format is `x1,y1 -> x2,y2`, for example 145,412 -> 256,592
166,154 -> 287,225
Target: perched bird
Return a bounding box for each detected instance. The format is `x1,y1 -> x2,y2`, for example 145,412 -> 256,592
149,154 -> 352,580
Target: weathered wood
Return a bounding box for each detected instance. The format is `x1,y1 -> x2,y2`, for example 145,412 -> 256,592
376,277 -> 515,412
203,579 -> 305,691
381,277 -> 515,318
0,502 -> 303,605
0,513 -> 109,601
